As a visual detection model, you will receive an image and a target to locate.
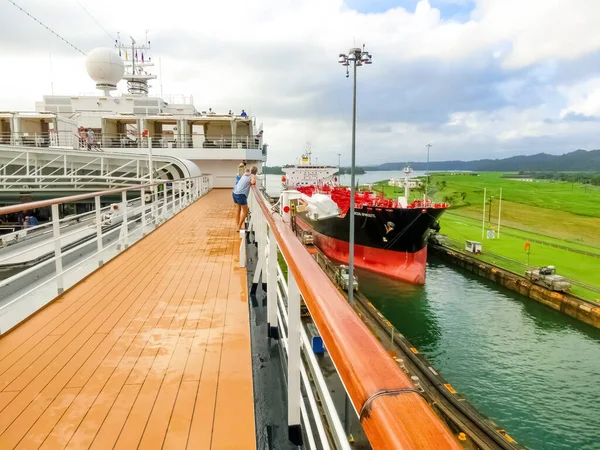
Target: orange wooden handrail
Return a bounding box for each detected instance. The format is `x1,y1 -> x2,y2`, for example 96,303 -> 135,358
251,186 -> 460,449
0,177 -> 203,216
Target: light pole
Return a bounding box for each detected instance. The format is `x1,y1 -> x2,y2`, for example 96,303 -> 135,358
339,45 -> 371,440
425,143 -> 431,200
339,45 -> 372,306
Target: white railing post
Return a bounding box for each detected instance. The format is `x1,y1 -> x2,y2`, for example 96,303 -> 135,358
141,187 -> 147,236
94,195 -> 104,266
267,227 -> 279,340
259,212 -> 266,287
121,191 -> 129,249
287,270 -> 303,446
172,181 -> 176,215
51,204 -> 64,294
150,185 -> 156,226
178,181 -> 182,211
186,180 -> 191,206
247,194 -> 255,237
251,203 -> 265,293
162,183 -> 167,220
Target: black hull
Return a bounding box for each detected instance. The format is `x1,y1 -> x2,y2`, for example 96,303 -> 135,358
297,206 -> 445,253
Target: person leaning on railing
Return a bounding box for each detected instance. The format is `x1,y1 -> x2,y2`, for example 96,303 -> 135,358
232,165 -> 258,231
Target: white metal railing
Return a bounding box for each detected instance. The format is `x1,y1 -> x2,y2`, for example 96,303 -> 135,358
0,131 -> 77,149
244,191 -> 351,450
0,131 -> 264,151
0,175 -> 212,335
161,94 -> 195,105
98,133 -> 263,150
0,146 -> 199,191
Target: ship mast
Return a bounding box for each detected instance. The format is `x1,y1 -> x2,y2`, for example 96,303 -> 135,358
403,165 -> 412,200
302,141 -> 312,165
115,32 -> 157,96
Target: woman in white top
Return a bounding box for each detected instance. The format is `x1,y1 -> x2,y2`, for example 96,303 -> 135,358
232,166 -> 257,230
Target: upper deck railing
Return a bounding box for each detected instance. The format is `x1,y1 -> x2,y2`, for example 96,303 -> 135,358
0,146 -> 201,192
98,133 -> 263,150
0,131 -> 265,151
246,185 -> 460,449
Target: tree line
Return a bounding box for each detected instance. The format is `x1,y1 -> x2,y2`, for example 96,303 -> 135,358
513,171 -> 600,186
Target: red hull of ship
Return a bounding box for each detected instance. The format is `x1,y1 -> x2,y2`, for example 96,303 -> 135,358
307,226 -> 428,285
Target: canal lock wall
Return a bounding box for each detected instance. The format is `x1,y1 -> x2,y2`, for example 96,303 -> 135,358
428,244 -> 600,329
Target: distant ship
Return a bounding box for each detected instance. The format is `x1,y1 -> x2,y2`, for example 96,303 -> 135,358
282,151 -> 447,284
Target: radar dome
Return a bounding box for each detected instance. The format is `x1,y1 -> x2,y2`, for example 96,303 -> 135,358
85,47 -> 124,92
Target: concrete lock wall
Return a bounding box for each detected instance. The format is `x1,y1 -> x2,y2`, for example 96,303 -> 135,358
429,245 -> 600,329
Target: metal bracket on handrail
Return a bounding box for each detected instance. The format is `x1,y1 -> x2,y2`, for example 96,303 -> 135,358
359,388 -> 426,421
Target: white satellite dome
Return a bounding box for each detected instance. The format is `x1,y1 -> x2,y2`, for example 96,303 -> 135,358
85,47 -> 124,92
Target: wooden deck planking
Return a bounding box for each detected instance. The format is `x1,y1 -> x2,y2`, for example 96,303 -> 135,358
0,189 -> 256,450
211,258 -> 256,449
0,230 -> 172,363
0,235 -> 178,398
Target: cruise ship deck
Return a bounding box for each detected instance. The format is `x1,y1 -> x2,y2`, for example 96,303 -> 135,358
0,190 -> 256,449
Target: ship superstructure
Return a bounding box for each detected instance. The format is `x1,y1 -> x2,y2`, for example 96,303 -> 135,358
0,40 -> 267,189
282,148 -> 338,188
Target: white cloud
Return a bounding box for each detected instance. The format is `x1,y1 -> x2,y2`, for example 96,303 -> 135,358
559,78 -> 600,119
473,0 -> 600,69
1,0 -> 600,164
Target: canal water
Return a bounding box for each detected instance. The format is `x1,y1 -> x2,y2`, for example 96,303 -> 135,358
357,256 -> 600,450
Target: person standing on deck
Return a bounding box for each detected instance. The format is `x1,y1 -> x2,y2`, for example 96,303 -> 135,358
233,167 -> 250,230
240,109 -> 247,117
78,127 -> 86,149
232,166 -> 257,231
234,161 -> 247,225
233,163 -> 246,229
86,128 -> 95,150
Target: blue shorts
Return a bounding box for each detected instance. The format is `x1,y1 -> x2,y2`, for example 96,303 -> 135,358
232,192 -> 247,205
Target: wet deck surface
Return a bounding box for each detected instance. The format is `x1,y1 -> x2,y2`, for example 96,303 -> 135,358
0,189 -> 256,449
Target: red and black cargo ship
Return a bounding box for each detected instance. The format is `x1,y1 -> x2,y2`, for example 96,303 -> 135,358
282,160 -> 448,284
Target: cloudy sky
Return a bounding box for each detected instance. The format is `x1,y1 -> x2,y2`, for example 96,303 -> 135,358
1,0 -> 600,165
